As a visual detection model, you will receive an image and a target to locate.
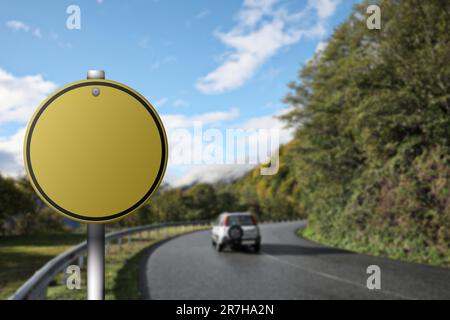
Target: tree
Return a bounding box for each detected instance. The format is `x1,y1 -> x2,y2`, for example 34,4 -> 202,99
0,175 -> 33,235
0,175 -> 31,219
278,0 -> 450,265
185,184 -> 218,220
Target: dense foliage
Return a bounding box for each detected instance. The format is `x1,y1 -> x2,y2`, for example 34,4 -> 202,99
114,183 -> 244,228
0,175 -> 65,235
235,0 -> 450,265
223,143 -> 304,221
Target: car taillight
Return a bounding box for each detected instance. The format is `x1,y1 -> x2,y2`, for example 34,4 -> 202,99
223,216 -> 228,226
251,215 -> 257,225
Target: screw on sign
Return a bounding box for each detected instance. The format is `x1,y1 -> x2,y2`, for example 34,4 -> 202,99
23,71 -> 168,300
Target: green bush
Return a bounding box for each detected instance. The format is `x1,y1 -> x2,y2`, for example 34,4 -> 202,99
280,0 -> 450,266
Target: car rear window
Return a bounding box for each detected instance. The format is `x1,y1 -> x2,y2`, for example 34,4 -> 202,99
227,215 -> 254,226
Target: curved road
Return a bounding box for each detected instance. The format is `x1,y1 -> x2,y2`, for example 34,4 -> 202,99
140,221 -> 450,300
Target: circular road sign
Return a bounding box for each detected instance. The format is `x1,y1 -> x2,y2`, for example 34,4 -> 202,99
24,79 -> 168,223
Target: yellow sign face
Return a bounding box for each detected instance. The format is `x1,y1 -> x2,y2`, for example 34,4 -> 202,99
24,80 -> 168,223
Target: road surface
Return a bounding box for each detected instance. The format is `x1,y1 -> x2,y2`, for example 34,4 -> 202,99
140,221 -> 450,300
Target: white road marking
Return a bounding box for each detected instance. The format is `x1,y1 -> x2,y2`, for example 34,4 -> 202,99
261,250 -> 415,300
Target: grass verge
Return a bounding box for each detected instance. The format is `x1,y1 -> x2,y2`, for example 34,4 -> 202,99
46,225 -> 207,300
0,233 -> 85,299
297,226 -> 450,268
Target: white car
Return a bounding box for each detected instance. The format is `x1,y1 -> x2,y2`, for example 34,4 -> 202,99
211,212 -> 261,252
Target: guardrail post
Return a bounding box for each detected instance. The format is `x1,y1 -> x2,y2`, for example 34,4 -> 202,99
78,255 -> 84,269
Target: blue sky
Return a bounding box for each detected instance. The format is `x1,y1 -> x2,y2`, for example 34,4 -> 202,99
0,0 -> 360,186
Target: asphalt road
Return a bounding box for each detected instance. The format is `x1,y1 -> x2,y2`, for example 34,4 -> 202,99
140,221 -> 450,300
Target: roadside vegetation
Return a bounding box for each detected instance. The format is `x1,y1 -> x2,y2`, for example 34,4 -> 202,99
0,232 -> 85,299
46,225 -> 206,300
0,225 -> 205,299
234,0 -> 450,267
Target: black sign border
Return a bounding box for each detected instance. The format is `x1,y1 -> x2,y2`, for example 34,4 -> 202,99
25,81 -> 167,222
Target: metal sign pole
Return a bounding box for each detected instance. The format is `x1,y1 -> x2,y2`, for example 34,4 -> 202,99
87,224 -> 105,300
87,70 -> 106,300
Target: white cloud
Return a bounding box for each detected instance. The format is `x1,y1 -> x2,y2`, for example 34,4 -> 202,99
0,127 -> 26,176
238,108 -> 294,145
237,0 -> 278,27
315,40 -> 328,54
162,108 -> 242,186
0,68 -> 57,176
161,108 -> 239,130
6,20 -> 30,32
308,0 -> 341,19
0,68 -> 57,123
172,99 -> 189,108
170,164 -> 252,187
196,0 -> 340,94
192,108 -> 240,124
167,108 -> 293,187
196,21 -> 300,94
6,20 -> 43,38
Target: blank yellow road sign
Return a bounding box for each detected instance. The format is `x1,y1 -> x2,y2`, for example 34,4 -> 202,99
24,80 -> 168,223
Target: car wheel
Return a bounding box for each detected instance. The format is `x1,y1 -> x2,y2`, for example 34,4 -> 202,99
253,242 -> 260,253
212,239 -> 216,246
216,242 -> 223,252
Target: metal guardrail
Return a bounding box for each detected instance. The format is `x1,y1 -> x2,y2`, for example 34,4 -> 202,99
8,220 -> 210,300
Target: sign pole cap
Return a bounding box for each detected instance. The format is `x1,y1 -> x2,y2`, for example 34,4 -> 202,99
87,70 -> 105,80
